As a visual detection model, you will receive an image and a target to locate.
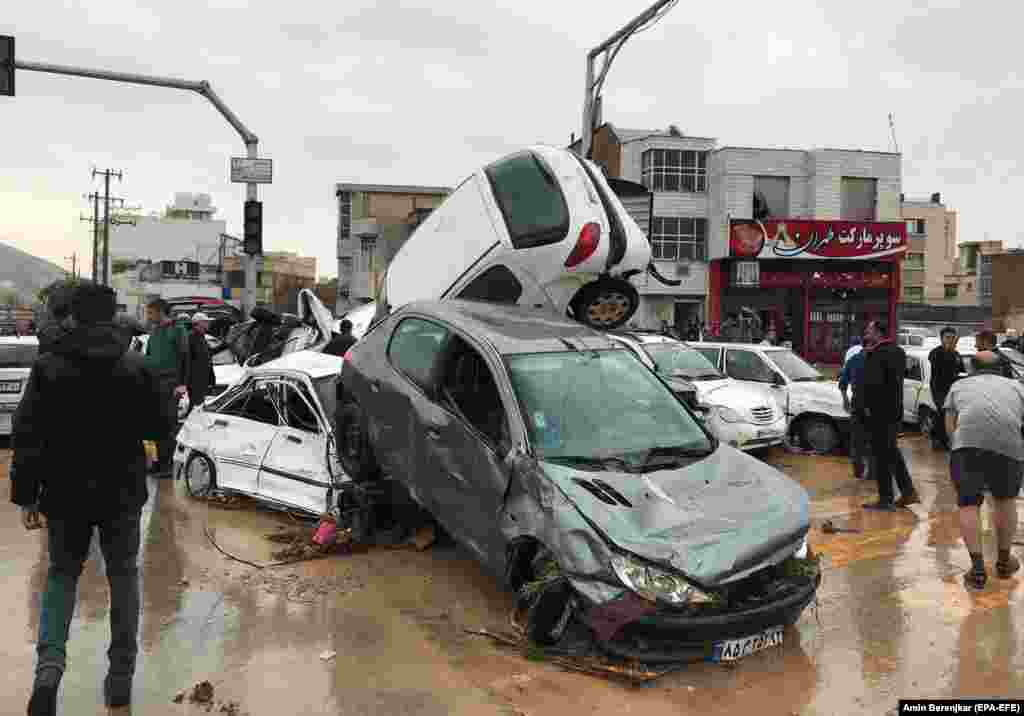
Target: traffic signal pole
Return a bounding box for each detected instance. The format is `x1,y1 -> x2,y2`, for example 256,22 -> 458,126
10,57 -> 262,317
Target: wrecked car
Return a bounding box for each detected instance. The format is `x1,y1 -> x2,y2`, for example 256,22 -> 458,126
376,145 -> 680,332
338,300 -> 819,663
173,350 -> 346,516
0,335 -> 38,436
221,289 -> 335,369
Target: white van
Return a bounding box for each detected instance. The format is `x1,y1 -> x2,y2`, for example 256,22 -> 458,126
376,145 -> 658,330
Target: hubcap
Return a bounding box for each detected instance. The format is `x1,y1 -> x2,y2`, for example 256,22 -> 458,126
188,459 -> 212,494
584,292 -> 632,326
804,422 -> 835,453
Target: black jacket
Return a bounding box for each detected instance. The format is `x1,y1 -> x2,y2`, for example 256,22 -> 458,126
862,340 -> 906,424
928,346 -> 963,403
323,332 -> 357,358
187,330 -> 216,402
10,323 -> 175,519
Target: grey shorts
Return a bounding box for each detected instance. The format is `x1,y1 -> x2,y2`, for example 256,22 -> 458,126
950,447 -> 1023,507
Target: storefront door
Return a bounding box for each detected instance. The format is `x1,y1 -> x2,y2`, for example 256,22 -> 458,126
808,297 -> 888,364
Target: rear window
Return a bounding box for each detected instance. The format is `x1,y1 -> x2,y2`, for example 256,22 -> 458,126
485,152 -> 570,250
0,343 -> 38,368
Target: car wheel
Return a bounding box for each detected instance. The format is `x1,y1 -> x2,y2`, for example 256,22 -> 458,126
339,400 -> 381,483
526,577 -> 574,646
569,278 -> 640,330
798,416 -> 839,454
184,452 -> 216,498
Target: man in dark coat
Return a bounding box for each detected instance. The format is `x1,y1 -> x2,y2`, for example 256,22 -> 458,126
323,319 -> 357,357
928,326 -> 964,450
186,312 -> 216,412
861,320 -> 920,510
10,281 -> 173,714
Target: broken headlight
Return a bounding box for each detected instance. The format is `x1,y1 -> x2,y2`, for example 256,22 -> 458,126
715,406 -> 745,423
611,553 -> 713,606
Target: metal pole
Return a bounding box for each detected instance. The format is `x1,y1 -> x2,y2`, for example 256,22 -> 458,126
581,55 -> 595,159
242,140 -> 258,317
102,171 -> 111,286
92,193 -> 100,279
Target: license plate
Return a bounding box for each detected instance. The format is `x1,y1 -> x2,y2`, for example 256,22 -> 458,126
757,429 -> 780,438
0,381 -> 21,394
712,626 -> 784,662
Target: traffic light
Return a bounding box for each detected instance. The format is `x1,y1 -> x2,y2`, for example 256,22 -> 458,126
0,35 -> 14,97
243,200 -> 262,255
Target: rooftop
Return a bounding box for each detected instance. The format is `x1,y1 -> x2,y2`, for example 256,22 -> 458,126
335,183 -> 451,196
255,350 -> 344,379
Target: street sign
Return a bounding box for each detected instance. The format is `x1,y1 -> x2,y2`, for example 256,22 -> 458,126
231,157 -> 272,184
0,35 -> 14,97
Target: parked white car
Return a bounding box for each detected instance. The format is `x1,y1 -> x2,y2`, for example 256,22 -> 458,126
692,342 -> 849,454
0,336 -> 38,436
377,145 -> 658,331
174,350 -> 347,516
608,332 -> 787,450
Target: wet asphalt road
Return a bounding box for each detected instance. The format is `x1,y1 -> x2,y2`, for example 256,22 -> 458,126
1,434 -> 1023,715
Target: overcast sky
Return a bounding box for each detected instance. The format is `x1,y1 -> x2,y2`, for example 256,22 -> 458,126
3,0 -> 1021,279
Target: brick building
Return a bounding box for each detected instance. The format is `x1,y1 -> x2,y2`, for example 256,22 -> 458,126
223,251 -> 317,314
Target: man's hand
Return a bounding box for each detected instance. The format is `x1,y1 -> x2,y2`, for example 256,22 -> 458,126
21,506 -> 45,531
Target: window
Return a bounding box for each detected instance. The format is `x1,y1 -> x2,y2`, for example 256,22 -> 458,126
725,349 -> 775,383
338,191 -> 352,243
438,336 -> 509,450
387,318 -> 449,391
905,356 -> 922,382
457,265 -> 523,304
650,217 -> 707,261
731,261 -> 759,286
753,177 -> 790,219
840,177 -> 877,221
905,219 -> 925,235
220,381 -> 281,426
904,252 -> 925,269
945,284 -> 959,299
694,346 -> 721,366
641,149 -> 708,193
280,382 -> 321,433
485,151 -> 570,250
903,286 -> 924,302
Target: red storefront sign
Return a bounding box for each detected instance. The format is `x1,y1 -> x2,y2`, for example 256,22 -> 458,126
730,220 -> 906,260
756,269 -> 893,289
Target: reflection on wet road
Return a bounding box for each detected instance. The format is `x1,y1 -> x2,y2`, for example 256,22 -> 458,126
1,434 -> 1022,714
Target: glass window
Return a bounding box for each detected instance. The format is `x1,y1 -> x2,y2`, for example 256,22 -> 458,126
641,149 -> 708,194
457,265 -> 523,304
725,349 -> 776,382
767,350 -> 822,382
753,176 -> 790,219
387,317 -> 449,391
905,356 -> 922,382
903,286 -> 924,303
506,350 -> 711,464
840,177 -> 877,221
280,382 -> 322,433
945,284 -> 959,299
0,342 -> 38,368
904,252 -> 925,269
643,342 -> 723,380
694,346 -> 722,366
485,151 -> 570,250
650,216 -> 707,261
438,336 -> 509,450
905,219 -> 925,235
220,381 -> 281,426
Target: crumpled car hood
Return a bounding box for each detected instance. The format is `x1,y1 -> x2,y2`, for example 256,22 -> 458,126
699,381 -> 776,413
539,447 -> 810,587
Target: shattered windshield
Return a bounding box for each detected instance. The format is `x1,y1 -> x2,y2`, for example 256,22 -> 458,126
767,350 -> 822,382
506,349 -> 713,471
644,342 -> 723,380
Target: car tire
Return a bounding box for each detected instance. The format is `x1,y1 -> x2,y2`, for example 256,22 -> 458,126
569,278 -> 640,330
797,416 -> 840,454
184,452 -> 216,498
339,400 -> 381,483
526,577 -> 574,646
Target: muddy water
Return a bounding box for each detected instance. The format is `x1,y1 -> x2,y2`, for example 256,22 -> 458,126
1,434 -> 1022,714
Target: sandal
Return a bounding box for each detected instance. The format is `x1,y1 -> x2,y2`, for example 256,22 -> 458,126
963,567 -> 987,590
996,555 -> 1020,579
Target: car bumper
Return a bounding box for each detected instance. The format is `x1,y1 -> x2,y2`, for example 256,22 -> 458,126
598,574 -> 820,664
709,415 -> 788,451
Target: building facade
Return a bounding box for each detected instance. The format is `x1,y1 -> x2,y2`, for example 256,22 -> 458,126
223,252 -> 317,313
335,184 -> 450,313
109,193 -> 227,272
111,259 -> 224,318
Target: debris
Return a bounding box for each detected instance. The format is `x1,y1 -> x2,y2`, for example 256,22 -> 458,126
189,681 -> 215,704
412,524 -> 436,551
821,519 -> 862,535
312,514 -> 339,546
173,692 -> 185,703
219,701 -> 242,715
319,650 -> 337,661
180,578 -> 190,587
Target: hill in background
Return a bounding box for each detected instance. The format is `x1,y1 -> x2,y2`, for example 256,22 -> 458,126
0,241 -> 67,304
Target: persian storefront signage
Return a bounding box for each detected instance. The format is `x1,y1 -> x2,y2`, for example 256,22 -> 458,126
730,220 -> 906,260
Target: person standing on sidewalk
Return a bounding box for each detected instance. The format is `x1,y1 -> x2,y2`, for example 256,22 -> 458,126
928,327 -> 965,450
143,298 -> 189,478
10,281 -> 174,714
944,350 -> 1024,590
861,320 -> 920,510
839,334 -> 870,480
186,312 -> 216,414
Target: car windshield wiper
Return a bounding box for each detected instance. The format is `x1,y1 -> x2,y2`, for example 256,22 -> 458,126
641,444 -> 714,471
544,455 -> 635,472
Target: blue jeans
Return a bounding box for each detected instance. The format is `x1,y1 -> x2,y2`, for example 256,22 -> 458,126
37,511 -> 141,684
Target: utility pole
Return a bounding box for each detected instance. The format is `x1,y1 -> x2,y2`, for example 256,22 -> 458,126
81,192 -> 101,280
64,253 -> 78,278
580,0 -> 677,159
92,168 -> 123,286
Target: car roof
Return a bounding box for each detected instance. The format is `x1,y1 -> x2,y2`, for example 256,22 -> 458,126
401,300 -> 620,355
0,335 -> 39,345
252,350 -> 343,379
612,331 -> 680,345
692,341 -> 786,351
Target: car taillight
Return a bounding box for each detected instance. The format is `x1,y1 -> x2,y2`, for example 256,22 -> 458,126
564,222 -> 601,268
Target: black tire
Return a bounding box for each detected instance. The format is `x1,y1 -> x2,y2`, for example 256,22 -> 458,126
338,401 -> 381,483
184,452 -> 216,498
526,577 -> 574,646
797,416 -> 840,454
569,278 -> 640,330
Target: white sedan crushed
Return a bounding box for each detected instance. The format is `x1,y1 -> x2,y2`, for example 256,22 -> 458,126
173,350 -> 348,516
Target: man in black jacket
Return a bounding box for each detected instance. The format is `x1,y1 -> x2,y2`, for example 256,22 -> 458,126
323,319 -> 357,357
10,282 -> 173,715
928,326 -> 964,450
861,320 -> 920,511
186,312 -> 216,412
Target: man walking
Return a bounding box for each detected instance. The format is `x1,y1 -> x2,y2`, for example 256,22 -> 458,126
323,319 -> 358,358
861,320 -> 920,510
944,350 -> 1023,590
10,282 -> 173,714
186,312 -> 216,413
142,298 -> 189,478
839,333 -> 870,480
928,327 -> 964,450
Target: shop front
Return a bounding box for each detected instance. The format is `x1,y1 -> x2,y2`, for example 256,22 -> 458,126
708,219 -> 906,364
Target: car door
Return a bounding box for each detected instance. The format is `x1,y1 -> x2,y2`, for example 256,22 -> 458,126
423,331 -> 514,569
208,378 -> 282,495
904,355 -> 924,423
258,378 -> 334,515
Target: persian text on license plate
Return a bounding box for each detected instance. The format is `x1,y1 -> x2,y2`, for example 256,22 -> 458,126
0,381 -> 21,394
712,626 -> 784,662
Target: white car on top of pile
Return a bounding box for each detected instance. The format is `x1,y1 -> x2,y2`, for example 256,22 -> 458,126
174,350 -> 347,516
0,335 -> 39,436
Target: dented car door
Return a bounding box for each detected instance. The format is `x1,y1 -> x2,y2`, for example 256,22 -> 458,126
209,379 -> 282,495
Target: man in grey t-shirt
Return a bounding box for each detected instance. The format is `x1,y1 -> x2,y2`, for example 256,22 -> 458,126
944,351 -> 1024,590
